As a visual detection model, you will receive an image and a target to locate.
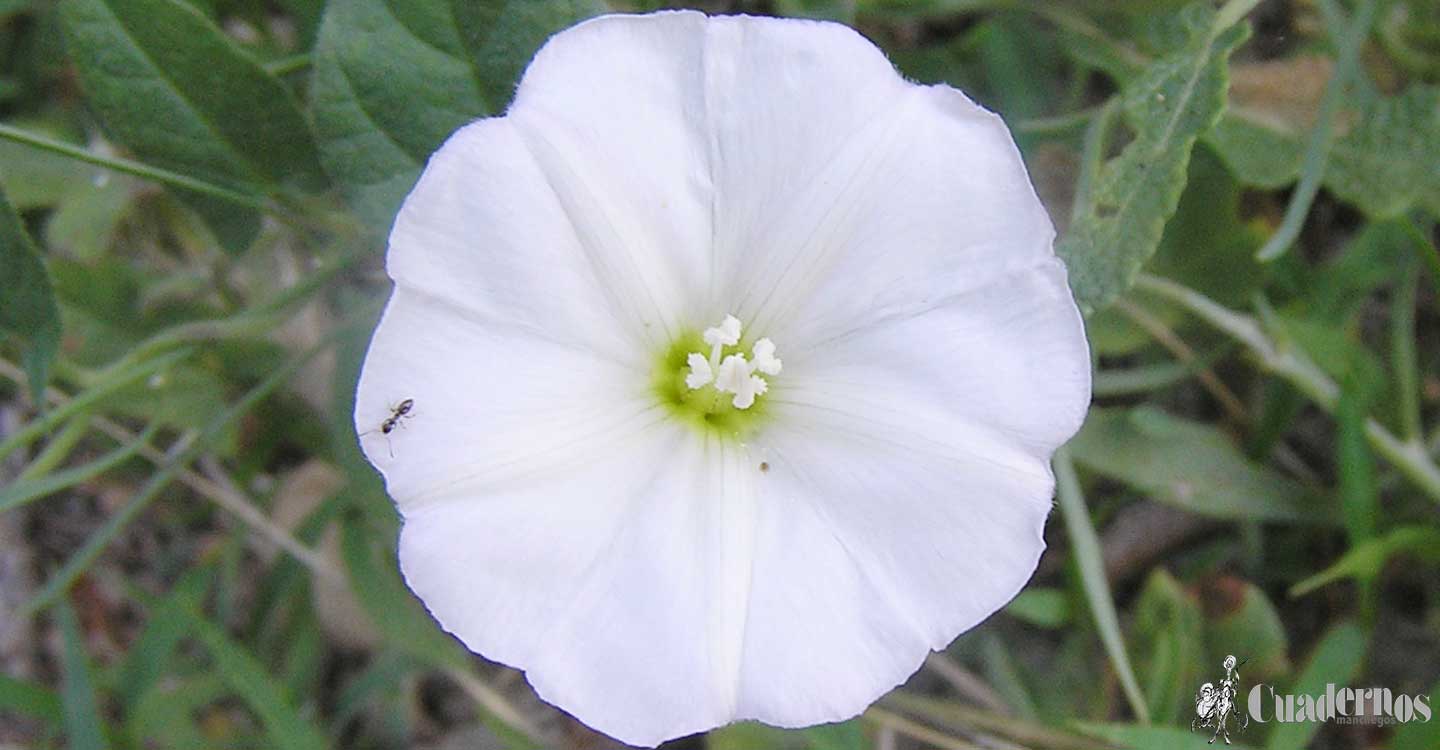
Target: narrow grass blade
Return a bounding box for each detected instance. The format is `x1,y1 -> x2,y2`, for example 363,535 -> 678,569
57,599 -> 109,750
0,425 -> 158,512
1054,447 -> 1151,723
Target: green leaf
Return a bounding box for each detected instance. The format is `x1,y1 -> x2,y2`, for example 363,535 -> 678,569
1055,448 -> 1150,724
1068,407 -> 1337,524
1075,723 -> 1259,750
1003,587 -> 1071,628
1263,623 -> 1366,750
0,673 -> 62,727
1392,678 -> 1440,750
1205,113 -> 1303,188
803,719 -> 868,750
172,601 -> 329,750
708,722 -> 805,750
1201,581 -> 1289,688
0,183 -> 60,404
129,674 -> 227,750
1057,4 -> 1247,313
57,599 -> 110,750
1210,86 -> 1440,219
1290,526 -> 1440,597
338,512 -> 469,669
1131,569 -> 1203,725
0,424 -> 157,512
58,0 -> 324,251
1325,86 -> 1440,219
311,0 -> 605,230
119,563 -> 216,708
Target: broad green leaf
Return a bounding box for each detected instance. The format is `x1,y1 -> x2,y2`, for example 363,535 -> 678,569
1290,526 -> 1440,596
1131,570 -> 1203,725
1068,407 -> 1337,524
311,0 -> 605,230
1075,722 -> 1259,750
57,599 -> 109,750
173,601 -> 329,750
1057,4 -> 1247,313
1087,147 -> 1263,355
1209,86 -> 1440,219
1325,86 -> 1440,219
0,120 -> 90,209
1205,113 -> 1303,188
58,0 -> 324,251
0,183 -> 60,403
1263,623 -> 1366,750
1201,581 -> 1289,687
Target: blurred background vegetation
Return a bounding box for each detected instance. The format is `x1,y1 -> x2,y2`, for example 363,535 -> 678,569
1,0 -> 1438,748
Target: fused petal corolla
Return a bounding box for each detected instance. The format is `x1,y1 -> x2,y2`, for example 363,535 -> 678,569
355,10 -> 1090,748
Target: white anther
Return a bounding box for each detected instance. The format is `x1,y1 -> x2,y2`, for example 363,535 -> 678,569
681,316 -> 780,409
685,352 -> 713,390
752,338 -> 782,375
714,354 -> 752,394
703,315 -> 743,348
715,354 -> 769,410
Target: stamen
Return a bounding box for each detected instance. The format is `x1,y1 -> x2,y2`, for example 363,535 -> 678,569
681,316 -> 780,411
704,315 -> 743,348
685,353 -> 713,389
752,338 -> 782,375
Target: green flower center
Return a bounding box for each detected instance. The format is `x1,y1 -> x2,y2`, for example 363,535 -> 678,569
650,316 -> 781,440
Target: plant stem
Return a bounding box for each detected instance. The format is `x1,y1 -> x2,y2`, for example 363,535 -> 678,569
1136,274 -> 1440,503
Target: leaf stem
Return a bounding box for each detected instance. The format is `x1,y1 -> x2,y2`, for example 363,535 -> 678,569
0,123 -> 270,211
1213,0 -> 1265,36
1053,446 -> 1152,724
1135,273 -> 1440,502
1255,0 -> 1378,261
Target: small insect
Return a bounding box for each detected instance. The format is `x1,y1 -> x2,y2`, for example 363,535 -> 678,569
380,398 -> 415,434
758,461 -> 769,473
364,399 -> 415,457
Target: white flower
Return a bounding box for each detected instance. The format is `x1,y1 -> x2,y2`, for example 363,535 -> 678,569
354,10 -> 1090,747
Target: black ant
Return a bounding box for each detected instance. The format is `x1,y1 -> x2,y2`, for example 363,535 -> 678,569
365,398 -> 414,457
380,398 -> 415,434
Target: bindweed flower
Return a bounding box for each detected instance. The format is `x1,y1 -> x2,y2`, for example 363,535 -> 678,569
355,10 -> 1090,747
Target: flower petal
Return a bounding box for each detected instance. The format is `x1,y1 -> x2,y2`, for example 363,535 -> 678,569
782,259 -> 1090,451
387,116 -> 659,363
707,56 -> 1057,348
506,11 -> 715,340
354,288 -> 658,503
722,261 -> 1089,726
398,433 -> 771,746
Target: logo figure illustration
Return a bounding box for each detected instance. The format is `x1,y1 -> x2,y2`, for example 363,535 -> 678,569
1193,654 -> 1248,744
